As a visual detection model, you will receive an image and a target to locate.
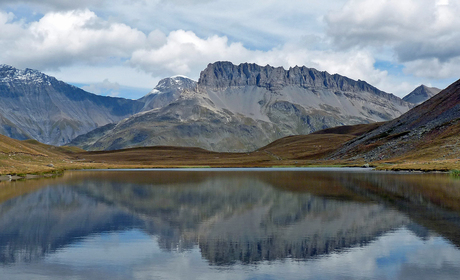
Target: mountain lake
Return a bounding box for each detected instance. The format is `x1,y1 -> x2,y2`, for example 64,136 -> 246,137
1,168 -> 460,279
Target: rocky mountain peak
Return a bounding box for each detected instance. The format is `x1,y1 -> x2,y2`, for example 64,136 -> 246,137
145,76 -> 196,97
0,64 -> 14,71
138,76 -> 197,112
402,84 -> 441,104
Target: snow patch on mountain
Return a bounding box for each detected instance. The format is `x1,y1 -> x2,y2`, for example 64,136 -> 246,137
139,76 -> 197,111
0,65 -> 54,86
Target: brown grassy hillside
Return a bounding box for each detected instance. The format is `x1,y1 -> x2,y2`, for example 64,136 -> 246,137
257,123 -> 382,161
0,135 -> 88,175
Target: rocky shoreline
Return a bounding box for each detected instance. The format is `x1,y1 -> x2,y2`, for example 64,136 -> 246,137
0,173 -> 59,182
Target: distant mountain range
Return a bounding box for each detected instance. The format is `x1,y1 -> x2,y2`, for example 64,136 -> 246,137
1,62 -> 426,152
0,65 -> 143,145
70,62 -> 413,152
1,75 -> 459,171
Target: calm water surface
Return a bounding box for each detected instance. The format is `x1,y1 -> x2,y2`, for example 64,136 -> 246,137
1,168 -> 460,279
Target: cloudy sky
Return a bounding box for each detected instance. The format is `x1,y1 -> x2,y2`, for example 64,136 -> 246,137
0,0 -> 458,99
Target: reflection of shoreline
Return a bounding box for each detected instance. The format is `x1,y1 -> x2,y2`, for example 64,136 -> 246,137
0,175 -> 67,205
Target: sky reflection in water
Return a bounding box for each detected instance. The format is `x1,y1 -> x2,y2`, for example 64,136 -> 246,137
1,169 -> 460,279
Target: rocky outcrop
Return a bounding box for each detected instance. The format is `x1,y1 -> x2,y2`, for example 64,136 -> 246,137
0,65 -> 143,145
402,84 -> 441,104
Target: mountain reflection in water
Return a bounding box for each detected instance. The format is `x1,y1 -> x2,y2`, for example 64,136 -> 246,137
1,169 -> 460,279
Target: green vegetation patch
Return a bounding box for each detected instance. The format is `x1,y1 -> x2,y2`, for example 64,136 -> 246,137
450,169 -> 460,178
178,166 -> 212,169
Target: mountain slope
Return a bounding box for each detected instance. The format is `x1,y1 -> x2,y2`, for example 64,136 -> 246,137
402,85 -> 441,104
329,78 -> 460,162
77,62 -> 413,152
85,89 -> 281,152
199,62 -> 410,125
0,65 -> 143,145
0,112 -> 30,141
66,123 -> 117,151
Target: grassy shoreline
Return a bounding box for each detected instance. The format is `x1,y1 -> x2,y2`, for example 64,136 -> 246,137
1,157 -> 457,182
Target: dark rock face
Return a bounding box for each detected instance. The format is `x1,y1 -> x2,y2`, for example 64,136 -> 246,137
199,61 -> 406,105
0,65 -> 143,145
402,85 -> 441,104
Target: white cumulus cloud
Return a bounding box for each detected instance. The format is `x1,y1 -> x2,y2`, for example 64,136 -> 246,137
129,30 -> 254,77
0,9 -> 146,70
